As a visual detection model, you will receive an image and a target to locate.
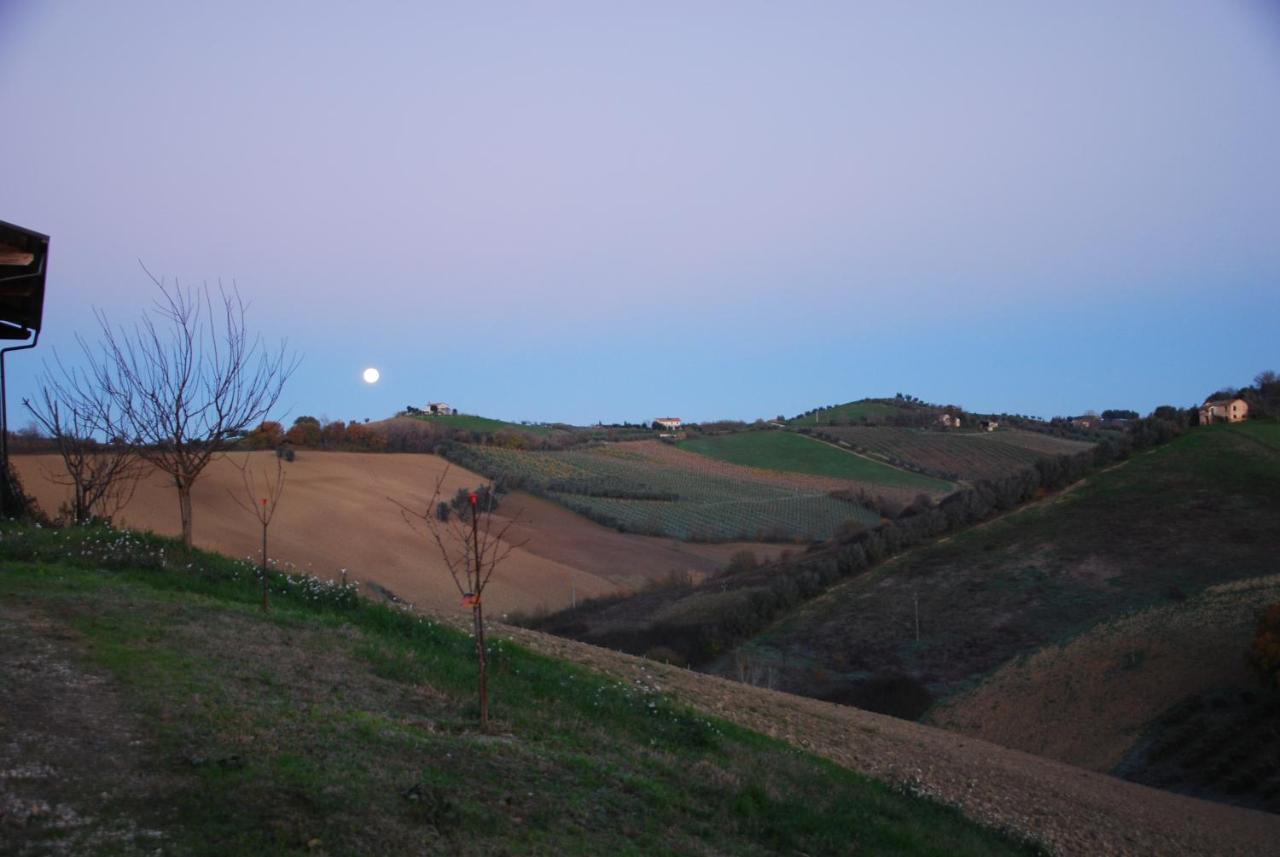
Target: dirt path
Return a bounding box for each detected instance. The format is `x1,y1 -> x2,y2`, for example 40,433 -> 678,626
467,615 -> 1280,857
0,602 -> 181,854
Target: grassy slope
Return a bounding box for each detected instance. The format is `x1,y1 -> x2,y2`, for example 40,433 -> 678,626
679,431 -> 954,494
408,412 -> 556,435
726,422 -> 1280,711
0,524 -> 1038,857
789,400 -> 905,424
929,574 -> 1280,774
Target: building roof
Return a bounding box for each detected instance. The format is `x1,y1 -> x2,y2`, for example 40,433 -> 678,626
0,220 -> 49,338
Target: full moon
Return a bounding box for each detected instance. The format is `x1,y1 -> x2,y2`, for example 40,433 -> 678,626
362,367 -> 380,384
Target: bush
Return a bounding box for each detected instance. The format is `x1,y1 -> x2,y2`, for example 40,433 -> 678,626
1250,602 -> 1280,690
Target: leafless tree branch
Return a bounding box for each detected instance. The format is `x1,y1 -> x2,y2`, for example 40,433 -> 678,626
79,268 -> 299,547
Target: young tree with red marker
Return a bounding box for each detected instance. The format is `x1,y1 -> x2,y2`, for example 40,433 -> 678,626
396,471 -> 521,731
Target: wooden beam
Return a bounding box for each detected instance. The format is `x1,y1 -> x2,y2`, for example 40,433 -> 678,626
0,244 -> 35,266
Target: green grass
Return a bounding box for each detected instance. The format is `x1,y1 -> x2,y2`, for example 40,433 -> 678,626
408,412 -> 556,435
790,400 -> 906,425
736,421 -> 1280,708
679,431 -> 954,493
0,522 -> 1041,856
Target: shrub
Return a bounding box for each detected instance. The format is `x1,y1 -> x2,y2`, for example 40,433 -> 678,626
1250,602 -> 1280,690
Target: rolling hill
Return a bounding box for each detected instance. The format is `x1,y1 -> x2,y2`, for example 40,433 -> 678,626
12,451 -> 782,616
712,422 -> 1280,799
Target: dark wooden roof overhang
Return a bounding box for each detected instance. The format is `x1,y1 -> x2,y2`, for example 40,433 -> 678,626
0,220 -> 49,340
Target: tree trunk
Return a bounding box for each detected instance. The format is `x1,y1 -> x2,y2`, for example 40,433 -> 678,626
176,481 -> 193,549
74,486 -> 89,525
261,520 -> 269,611
474,603 -> 488,731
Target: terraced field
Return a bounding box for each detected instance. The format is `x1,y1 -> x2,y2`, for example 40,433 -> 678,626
441,442 -> 880,542
818,427 -> 1092,481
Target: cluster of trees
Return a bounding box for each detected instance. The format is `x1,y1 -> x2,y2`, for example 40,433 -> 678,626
378,417 -> 616,454
1206,370 -> 1280,421
434,484 -> 502,523
241,416 -> 385,452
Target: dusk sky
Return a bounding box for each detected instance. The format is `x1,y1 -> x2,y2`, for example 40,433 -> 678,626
3,1 -> 1278,426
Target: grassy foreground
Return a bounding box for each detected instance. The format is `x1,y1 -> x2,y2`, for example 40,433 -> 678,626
0,523 -> 1040,856
679,431 -> 954,494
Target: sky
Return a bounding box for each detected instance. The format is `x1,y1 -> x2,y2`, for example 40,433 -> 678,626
2,1 -> 1278,426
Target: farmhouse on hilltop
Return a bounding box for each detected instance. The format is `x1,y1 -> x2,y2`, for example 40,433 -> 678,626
652,417 -> 682,431
426,402 -> 455,416
937,413 -> 962,428
1199,397 -> 1249,425
979,419 -> 999,432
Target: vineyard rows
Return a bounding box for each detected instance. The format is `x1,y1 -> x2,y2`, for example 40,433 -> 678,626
818,427 -> 1092,481
442,443 -> 879,542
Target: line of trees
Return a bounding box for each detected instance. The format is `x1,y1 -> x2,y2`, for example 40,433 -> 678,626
240,416 -> 386,452
21,273 -> 297,546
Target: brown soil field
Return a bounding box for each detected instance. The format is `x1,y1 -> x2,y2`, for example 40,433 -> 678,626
928,574 -> 1280,773
13,452 -> 785,615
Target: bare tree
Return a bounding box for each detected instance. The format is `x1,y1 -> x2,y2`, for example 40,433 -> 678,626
396,470 -> 523,731
23,362 -> 144,525
83,269 -> 298,548
228,453 -> 286,611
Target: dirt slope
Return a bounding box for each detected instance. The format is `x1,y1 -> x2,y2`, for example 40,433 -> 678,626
929,574 -> 1280,773
474,615 -> 1280,857
13,452 -> 782,615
